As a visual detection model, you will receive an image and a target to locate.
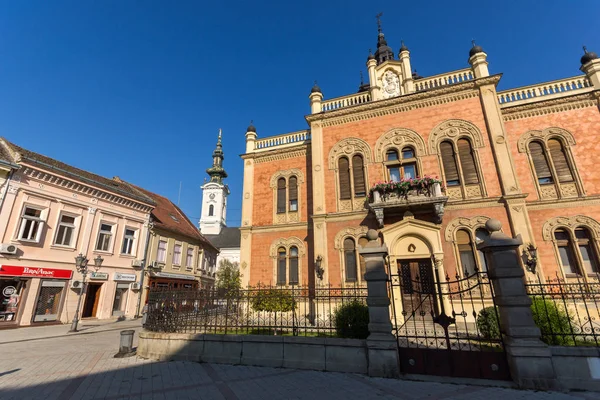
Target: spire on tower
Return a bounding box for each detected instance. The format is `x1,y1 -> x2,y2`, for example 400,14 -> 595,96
206,129 -> 228,184
374,12 -> 394,65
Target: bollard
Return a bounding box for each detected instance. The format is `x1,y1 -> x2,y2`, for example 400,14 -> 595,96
114,329 -> 136,358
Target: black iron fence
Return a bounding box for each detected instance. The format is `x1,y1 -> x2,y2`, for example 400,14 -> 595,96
144,285 -> 368,337
525,274 -> 600,346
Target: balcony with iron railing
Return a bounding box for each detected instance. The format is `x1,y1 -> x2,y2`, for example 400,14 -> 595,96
367,179 -> 448,227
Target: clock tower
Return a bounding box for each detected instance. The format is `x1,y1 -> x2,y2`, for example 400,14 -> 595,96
199,129 -> 230,235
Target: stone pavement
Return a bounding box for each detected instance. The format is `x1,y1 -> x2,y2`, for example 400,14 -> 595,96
0,321 -> 599,399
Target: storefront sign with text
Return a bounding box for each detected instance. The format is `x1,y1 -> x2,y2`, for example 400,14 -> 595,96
0,265 -> 73,280
113,273 -> 136,282
90,272 -> 109,280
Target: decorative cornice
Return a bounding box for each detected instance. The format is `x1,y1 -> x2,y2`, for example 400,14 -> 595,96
244,222 -> 309,233
444,216 -> 491,242
445,196 -> 504,210
328,137 -> 373,169
525,195 -> 600,211
250,147 -> 308,164
542,215 -> 600,241
428,119 -> 485,154
374,128 -> 428,160
501,92 -> 599,122
269,169 -> 305,188
20,166 -> 154,213
305,77 -> 493,127
516,127 -> 576,153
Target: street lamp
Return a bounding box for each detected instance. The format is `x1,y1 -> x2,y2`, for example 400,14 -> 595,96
69,253 -> 103,332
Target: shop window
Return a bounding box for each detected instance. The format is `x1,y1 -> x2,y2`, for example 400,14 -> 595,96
95,223 -> 114,252
54,214 -> 76,247
0,279 -> 26,322
112,283 -> 129,317
33,280 -> 66,322
18,206 -> 45,242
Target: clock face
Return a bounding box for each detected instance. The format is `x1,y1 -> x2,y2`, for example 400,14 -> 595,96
209,193 -> 216,199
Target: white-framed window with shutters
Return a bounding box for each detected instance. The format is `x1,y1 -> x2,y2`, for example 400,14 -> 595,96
95,223 -> 114,252
157,240 -> 167,263
53,214 -> 77,247
186,247 -> 194,269
121,227 -> 137,255
173,243 -> 182,266
17,206 -> 46,242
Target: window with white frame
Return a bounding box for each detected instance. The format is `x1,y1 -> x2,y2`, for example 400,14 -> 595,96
18,206 -> 45,242
54,214 -> 76,247
173,244 -> 182,265
186,247 -> 194,268
95,223 -> 114,251
121,228 -> 137,255
157,240 -> 167,263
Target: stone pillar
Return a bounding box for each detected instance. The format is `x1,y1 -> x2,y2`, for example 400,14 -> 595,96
359,229 -> 400,378
245,127 -> 257,153
366,57 -> 380,100
468,51 -> 489,79
398,47 -> 414,94
309,87 -> 323,114
478,219 -> 558,390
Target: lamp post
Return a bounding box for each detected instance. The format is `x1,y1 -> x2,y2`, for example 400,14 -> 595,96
69,253 -> 104,332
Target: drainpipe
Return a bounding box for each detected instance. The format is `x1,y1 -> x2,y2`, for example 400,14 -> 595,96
135,219 -> 154,318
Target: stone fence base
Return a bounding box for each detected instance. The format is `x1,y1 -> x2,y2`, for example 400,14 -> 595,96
550,346 -> 600,392
138,331 -> 368,374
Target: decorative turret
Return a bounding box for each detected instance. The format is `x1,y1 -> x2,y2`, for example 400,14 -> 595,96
373,13 -> 394,65
398,40 -> 414,93
245,121 -> 257,153
206,129 -> 228,184
468,40 -> 489,78
580,46 -> 600,89
309,81 -> 323,114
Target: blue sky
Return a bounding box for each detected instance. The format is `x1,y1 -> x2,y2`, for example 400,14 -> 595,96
1,1 -> 598,226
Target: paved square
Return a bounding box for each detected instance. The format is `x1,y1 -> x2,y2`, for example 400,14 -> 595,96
0,320 -> 599,399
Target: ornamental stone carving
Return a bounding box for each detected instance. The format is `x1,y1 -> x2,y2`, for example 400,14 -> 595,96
269,168 -> 305,188
7,185 -> 18,195
328,137 -> 373,170
333,226 -> 369,249
517,127 -> 576,153
374,128 -> 427,161
269,237 -> 306,258
542,215 -> 600,241
444,216 -> 490,242
428,119 -> 485,154
382,70 -> 401,99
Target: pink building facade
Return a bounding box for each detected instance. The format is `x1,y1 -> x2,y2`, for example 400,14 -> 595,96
0,139 -> 154,327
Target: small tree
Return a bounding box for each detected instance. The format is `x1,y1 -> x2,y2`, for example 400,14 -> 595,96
251,287 -> 297,333
216,259 -> 241,297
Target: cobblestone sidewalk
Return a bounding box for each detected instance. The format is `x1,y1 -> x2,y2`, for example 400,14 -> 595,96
0,322 -> 599,400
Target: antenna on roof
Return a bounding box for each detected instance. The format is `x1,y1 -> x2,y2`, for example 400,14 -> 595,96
178,181 -> 182,206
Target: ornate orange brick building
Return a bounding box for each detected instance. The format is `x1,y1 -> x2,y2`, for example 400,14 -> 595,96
239,26 -> 600,290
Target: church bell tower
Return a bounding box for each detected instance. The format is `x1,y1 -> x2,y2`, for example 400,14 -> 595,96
199,129 -> 230,235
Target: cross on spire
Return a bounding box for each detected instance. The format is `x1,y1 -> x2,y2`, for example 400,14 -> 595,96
376,12 -> 383,33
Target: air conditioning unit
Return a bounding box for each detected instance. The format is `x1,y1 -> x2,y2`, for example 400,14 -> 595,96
131,259 -> 143,268
70,280 -> 83,289
0,244 -> 17,255
152,261 -> 164,270
130,282 -> 141,290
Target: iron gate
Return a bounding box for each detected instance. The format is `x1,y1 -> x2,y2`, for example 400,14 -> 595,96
389,258 -> 510,380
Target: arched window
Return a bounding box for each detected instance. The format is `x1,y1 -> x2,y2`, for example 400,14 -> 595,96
457,139 -> 479,185
548,139 -> 574,183
555,228 -> 600,276
440,141 -> 460,186
289,246 -> 299,284
208,205 -> 214,216
277,247 -> 287,285
277,178 -> 286,214
338,157 -> 351,200
344,238 -> 358,282
474,228 -> 489,272
288,176 -> 298,212
456,229 -> 477,276
385,146 -> 417,182
352,154 -> 366,197
358,236 -> 369,279
529,141 -> 553,184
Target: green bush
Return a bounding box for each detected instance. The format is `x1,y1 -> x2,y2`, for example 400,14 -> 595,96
476,298 -> 574,346
476,306 -> 500,340
250,289 -> 296,313
530,297 -> 574,346
333,299 -> 369,339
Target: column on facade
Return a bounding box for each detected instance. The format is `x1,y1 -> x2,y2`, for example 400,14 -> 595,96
240,125 -> 257,287
469,45 -> 538,274
366,56 -> 380,100
398,42 -> 414,94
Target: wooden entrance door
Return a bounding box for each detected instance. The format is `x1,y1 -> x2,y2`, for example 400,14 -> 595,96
82,283 -> 102,318
397,259 -> 436,320
91,285 -> 101,317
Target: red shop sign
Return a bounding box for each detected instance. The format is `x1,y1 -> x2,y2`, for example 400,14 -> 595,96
0,265 -> 73,280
